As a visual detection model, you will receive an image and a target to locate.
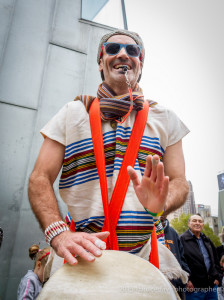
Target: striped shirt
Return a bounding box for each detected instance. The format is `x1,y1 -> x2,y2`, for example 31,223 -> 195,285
41,100 -> 189,254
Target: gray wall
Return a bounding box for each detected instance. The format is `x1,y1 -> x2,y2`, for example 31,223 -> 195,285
0,1 -> 114,298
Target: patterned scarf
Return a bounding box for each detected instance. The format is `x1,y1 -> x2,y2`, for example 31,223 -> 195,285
75,82 -> 145,121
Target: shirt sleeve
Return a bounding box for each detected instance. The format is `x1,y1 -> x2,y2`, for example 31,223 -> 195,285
40,103 -> 68,146
167,109 -> 190,146
17,278 -> 35,300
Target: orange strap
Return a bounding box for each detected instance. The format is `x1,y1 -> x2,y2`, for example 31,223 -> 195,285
67,98 -> 159,268
149,225 -> 159,268
89,98 -> 149,250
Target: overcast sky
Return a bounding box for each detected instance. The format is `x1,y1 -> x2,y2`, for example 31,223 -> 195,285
94,0 -> 224,215
125,0 -> 224,216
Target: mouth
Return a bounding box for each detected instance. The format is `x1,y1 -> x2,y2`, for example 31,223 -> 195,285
113,64 -> 131,70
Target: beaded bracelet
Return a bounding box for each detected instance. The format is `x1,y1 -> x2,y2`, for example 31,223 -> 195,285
44,221 -> 69,245
144,208 -> 164,217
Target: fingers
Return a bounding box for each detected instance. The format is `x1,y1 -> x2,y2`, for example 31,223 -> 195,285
90,231 -> 109,250
144,155 -> 152,177
52,231 -> 110,265
77,240 -> 100,261
155,160 -> 166,186
144,155 -> 161,182
150,155 -> 160,181
63,249 -> 78,265
74,232 -> 108,260
93,231 -> 110,242
129,155 -> 162,185
127,166 -> 140,188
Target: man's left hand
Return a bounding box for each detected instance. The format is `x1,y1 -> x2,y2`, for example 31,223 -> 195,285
127,155 -> 169,214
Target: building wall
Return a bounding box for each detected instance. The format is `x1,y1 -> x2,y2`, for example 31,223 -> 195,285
0,1 -> 115,298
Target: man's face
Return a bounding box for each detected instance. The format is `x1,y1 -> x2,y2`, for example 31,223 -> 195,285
99,35 -> 142,91
188,215 -> 204,235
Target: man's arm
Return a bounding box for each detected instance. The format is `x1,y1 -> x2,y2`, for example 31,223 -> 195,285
29,137 -> 109,265
162,139 -> 189,214
29,137 -> 65,228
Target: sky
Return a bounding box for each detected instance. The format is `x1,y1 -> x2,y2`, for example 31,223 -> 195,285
95,0 -> 224,216
126,0 -> 224,216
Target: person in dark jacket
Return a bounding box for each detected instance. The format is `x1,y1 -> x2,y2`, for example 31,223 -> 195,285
161,216 -> 190,299
180,214 -> 222,300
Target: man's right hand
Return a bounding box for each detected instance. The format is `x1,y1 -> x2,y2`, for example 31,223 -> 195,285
51,231 -> 110,265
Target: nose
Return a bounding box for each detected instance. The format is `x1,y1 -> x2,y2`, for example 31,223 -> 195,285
117,46 -> 129,59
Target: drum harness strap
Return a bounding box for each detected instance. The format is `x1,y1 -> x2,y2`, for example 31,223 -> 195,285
86,97 -> 159,268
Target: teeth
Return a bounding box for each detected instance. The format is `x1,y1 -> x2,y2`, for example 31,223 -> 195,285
114,65 -> 130,70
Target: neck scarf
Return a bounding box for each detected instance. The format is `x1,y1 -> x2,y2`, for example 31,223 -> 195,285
75,82 -> 144,121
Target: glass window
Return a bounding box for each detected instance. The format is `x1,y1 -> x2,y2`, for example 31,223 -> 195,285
82,0 -> 126,29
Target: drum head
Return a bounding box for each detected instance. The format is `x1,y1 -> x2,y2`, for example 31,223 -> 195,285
38,250 -> 178,299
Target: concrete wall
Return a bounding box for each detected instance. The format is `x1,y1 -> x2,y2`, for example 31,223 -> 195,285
0,1 -> 114,298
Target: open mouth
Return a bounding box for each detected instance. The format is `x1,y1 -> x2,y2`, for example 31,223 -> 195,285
113,64 -> 131,70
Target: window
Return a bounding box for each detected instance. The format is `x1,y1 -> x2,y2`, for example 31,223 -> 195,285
81,0 -> 128,29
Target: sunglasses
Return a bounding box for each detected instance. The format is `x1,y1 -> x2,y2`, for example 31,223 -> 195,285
103,42 -> 142,58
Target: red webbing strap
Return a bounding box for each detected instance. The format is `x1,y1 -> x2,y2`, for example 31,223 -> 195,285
107,101 -> 149,240
149,225 -> 159,268
89,98 -> 149,250
89,98 -> 112,247
70,220 -> 76,232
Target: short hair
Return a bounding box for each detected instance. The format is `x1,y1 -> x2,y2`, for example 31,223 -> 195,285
188,213 -> 204,223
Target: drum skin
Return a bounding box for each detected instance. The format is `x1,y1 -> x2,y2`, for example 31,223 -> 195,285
38,250 -> 178,300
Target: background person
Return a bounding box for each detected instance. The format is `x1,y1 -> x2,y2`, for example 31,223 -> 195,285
17,244 -> 50,300
180,214 -> 222,300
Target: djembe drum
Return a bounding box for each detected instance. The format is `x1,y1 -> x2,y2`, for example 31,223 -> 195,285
38,250 -> 179,299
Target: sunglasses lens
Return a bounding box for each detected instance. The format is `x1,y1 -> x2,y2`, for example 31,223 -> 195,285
105,43 -> 120,55
104,43 -> 141,57
126,44 -> 141,57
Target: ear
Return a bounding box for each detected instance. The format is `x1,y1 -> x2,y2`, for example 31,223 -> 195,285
99,58 -> 103,72
36,261 -> 41,269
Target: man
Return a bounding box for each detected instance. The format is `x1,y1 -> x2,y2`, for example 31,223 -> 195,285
29,29 -> 189,265
180,214 -> 222,299
161,216 -> 190,299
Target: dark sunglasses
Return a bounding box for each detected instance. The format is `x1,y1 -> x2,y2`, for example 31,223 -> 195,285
103,42 -> 142,58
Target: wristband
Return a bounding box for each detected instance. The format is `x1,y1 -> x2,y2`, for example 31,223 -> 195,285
144,208 -> 164,217
44,221 -> 69,245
